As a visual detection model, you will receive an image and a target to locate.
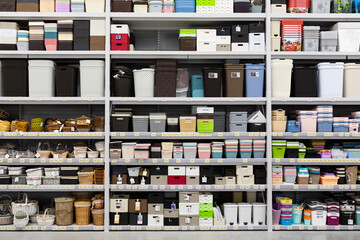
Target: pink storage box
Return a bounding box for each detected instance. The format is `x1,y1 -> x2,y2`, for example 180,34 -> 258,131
164,6 -> 174,12
299,118 -> 317,132
135,151 -> 149,159
45,39 -> 57,51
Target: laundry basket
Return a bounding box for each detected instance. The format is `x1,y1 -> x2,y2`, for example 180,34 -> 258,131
91,208 -> 104,226
133,69 -> 155,97
74,200 -> 91,225
54,196 -> 76,226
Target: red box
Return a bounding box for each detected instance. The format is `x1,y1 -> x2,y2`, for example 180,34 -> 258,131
111,33 -> 130,51
168,176 -> 186,185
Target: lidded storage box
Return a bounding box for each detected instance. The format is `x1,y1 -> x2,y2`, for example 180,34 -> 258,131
28,60 -> 56,97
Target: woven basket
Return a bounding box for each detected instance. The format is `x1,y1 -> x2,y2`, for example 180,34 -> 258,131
94,168 -> 104,185
91,208 -> 104,226
54,196 -> 76,226
91,194 -> 104,209
0,214 -> 12,225
37,208 -> 55,226
0,195 -> 12,214
11,120 -> 28,132
13,210 -> 29,228
0,120 -> 10,132
74,200 -> 91,225
93,116 -> 105,132
78,167 -> 94,185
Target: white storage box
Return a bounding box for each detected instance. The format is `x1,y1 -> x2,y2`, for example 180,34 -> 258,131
168,166 -> 186,176
199,193 -> 213,203
148,214 -> 164,226
28,60 -> 56,97
237,175 -> 254,185
199,218 -> 213,226
271,4 -> 286,13
85,0 -> 105,12
271,59 -> 293,97
111,24 -> 130,35
231,43 -> 249,52
271,21 -> 280,37
196,29 -> 216,41
186,166 -> 200,176
90,20 -> 106,36
110,195 -> 130,213
236,165 -> 253,176
133,69 -> 155,97
331,22 -> 360,52
196,6 -> 215,12
271,36 -> 281,51
225,176 -> 236,185
179,203 -> 199,216
249,33 -> 265,52
197,41 -> 216,52
216,36 -> 231,45
252,203 -> 266,226
317,62 -> 344,98
344,63 -> 360,98
238,203 -> 252,226
223,203 -> 237,226
134,4 -> 148,12
80,60 -> 105,97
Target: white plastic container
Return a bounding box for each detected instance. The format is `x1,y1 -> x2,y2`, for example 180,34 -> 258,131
310,0 -> 330,13
252,203 -> 266,226
196,29 -> 216,41
317,62 -> 344,98
271,59 -> 293,97
197,41 -> 216,52
238,203 -> 252,226
148,214 -> 164,226
28,60 -> 55,97
223,203 -> 238,226
231,43 -> 249,52
331,22 -> 360,52
249,33 -> 265,52
344,63 -> 360,98
179,203 -> 199,216
85,0 -> 105,12
133,69 -> 155,97
80,60 -> 105,97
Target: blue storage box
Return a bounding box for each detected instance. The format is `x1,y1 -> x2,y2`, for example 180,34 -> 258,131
225,151 -> 237,158
280,218 -> 292,226
333,125 -> 348,132
253,151 -> 265,158
286,120 -> 301,132
211,152 -> 223,158
245,63 -> 265,97
240,151 -> 252,158
317,121 -> 332,132
344,149 -> 360,158
191,75 -> 204,97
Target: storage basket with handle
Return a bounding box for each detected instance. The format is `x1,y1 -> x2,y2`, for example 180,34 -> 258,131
91,208 -> 104,226
13,209 -> 29,228
74,200 -> 91,225
91,194 -> 104,209
42,176 -> 60,185
8,167 -> 24,176
75,116 -> 93,132
44,167 -> 60,177
93,116 -> 105,132
73,146 -> 87,159
51,143 -> 69,159
78,167 -> 94,185
11,193 -> 39,216
54,196 -> 76,226
87,148 -> 99,158
37,208 -> 55,226
36,142 -> 52,159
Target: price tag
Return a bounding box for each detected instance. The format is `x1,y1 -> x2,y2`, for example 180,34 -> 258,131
275,185 -> 280,189
190,159 -> 195,163
151,133 -> 157,136
287,226 -> 292,230
307,133 -> 316,136
218,133 -> 223,137
176,159 -> 181,163
317,226 -> 327,230
217,159 -> 223,163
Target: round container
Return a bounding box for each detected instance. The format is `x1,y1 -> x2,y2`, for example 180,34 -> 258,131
74,200 -> 91,225
133,68 -> 155,97
91,208 -> 104,226
54,196 -> 76,226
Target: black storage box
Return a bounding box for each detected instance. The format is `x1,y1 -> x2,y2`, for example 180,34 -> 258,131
110,212 -> 129,225
203,68 -> 223,97
217,27 -> 231,36
271,0 -> 286,3
129,213 -> 148,225
248,123 -> 266,132
148,192 -> 164,203
200,166 -> 214,176
60,176 -> 79,184
164,200 -> 179,209
249,22 -> 265,33
73,20 -> 90,50
150,166 -> 168,175
231,24 -> 249,34
340,211 -> 355,225
111,114 -> 131,131
0,0 -> 16,11
291,66 -> 317,97
55,66 -> 78,97
231,33 -> 249,43
60,167 -> 79,176
200,175 -> 214,184
286,149 -> 299,158
1,60 -> 28,96
164,217 -> 179,226
112,166 -> 128,174
0,176 -> 11,184
224,168 -> 236,176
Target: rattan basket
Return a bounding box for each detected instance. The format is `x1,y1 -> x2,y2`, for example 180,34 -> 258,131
91,194 -> 104,209
37,208 -> 55,226
78,167 -> 94,185
94,168 -> 104,185
0,214 -> 12,225
54,196 -> 76,226
74,200 -> 91,225
91,208 -> 104,226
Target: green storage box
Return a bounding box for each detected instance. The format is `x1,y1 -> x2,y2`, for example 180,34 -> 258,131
199,202 -> 213,211
196,0 -> 215,6
199,210 -> 213,218
272,140 -> 286,158
197,120 -> 214,133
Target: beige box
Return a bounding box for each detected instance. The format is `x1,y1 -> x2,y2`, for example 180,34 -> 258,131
164,209 -> 179,218
151,175 -> 168,185
237,175 -> 255,185
225,176 -> 236,185
271,21 -> 281,37
215,177 -> 226,185
186,176 -> 200,185
179,192 -> 199,203
213,218 -> 226,226
148,203 -> 164,214
271,36 -> 281,52
271,4 -> 286,13
236,165 -> 253,176
179,216 -> 199,226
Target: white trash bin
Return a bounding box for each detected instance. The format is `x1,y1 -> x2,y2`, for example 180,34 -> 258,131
28,60 -> 56,97
271,59 -> 293,97
238,203 -> 252,226
133,68 -> 155,97
80,60 -> 105,97
317,62 -> 344,98
223,203 -> 238,226
344,63 -> 360,98
252,202 -> 266,226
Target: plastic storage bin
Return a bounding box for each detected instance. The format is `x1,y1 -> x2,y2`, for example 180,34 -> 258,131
133,69 -> 155,97
252,203 -> 266,225
317,62 -> 344,98
292,66 -> 317,97
28,60 -> 56,97
85,0 -> 105,12
79,60 -> 104,97
271,59 -> 293,97
245,63 -> 265,97
238,203 -> 252,225
344,63 -> 360,98
333,0 -> 352,13
1,60 -> 28,97
310,0 -> 330,12
55,66 -> 78,97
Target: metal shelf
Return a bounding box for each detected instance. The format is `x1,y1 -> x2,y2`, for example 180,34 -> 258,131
271,97 -> 360,105
0,185 -> 104,192
272,132 -> 360,139
0,223 -> 104,231
110,225 -> 267,231
271,13 -> 360,21
0,51 -> 106,59
111,158 -> 267,165
273,184 -> 360,191
110,184 -> 266,191
110,51 -> 266,59
111,132 -> 266,139
0,12 -> 106,20
270,52 -> 360,60
0,158 -> 104,165
273,225 -> 360,231
273,158 -> 360,165
0,132 -> 105,139
110,97 -> 266,105
0,97 -> 105,105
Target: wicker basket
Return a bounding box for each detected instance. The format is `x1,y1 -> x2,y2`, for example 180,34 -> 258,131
91,194 -> 104,209
93,116 -> 105,132
42,176 -> 61,185
11,120 -> 28,132
94,168 -> 104,185
37,142 -> 52,158
13,210 -> 29,228
54,196 -> 76,226
91,208 -> 104,226
0,195 -> 12,214
78,167 -> 94,185
37,208 -> 55,226
74,200 -> 91,225
75,116 -> 92,132
0,214 -> 12,225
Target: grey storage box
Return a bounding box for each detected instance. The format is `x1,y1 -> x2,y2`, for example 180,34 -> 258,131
151,175 -> 168,185
229,123 -> 247,132
150,113 -> 166,132
229,112 -> 247,122
11,175 -> 26,184
149,4 -> 162,12
133,115 -> 149,132
214,111 -> 226,132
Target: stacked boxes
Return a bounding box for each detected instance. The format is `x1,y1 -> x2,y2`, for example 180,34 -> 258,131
90,20 -> 105,50
236,165 -> 254,185
239,139 -> 252,158
150,166 -> 168,185
200,166 -> 214,184
134,143 -> 151,159
40,0 -> 55,11
297,166 -> 309,184
211,142 -> 224,158
155,60 -> 177,97
199,193 -> 213,226
326,199 -> 340,225
196,107 -> 214,133
168,166 -> 186,185
283,166 -> 296,183
320,31 -> 337,52
231,24 -> 249,52
179,192 -> 199,226
161,142 -> 173,159
270,0 -> 286,13
58,20 -> 73,50
340,200 -> 355,225
0,22 -> 18,50
216,27 -> 231,51
164,0 -> 174,12
253,139 -> 265,158
308,201 -> 327,225
309,167 -> 320,184
164,193 -> 179,226
173,144 -> 183,158
44,23 -> 57,51
129,197 -> 148,225
186,166 -> 200,185
272,110 -> 287,132
149,0 -> 163,12
272,140 -> 286,158
133,0 -> 147,12
16,0 -> 39,11
110,194 -> 130,225
175,0 -> 195,12
71,0 -> 85,11
303,26 -> 320,52
196,0 -> 215,13
285,141 -> 299,158
278,197 -> 292,225
215,0 -> 233,12
183,142 -> 197,158
55,0 -> 70,12
281,20 -> 303,52
228,111 -> 247,133
148,193 -> 164,226
271,21 -> 281,51
317,105 -> 333,132
29,21 -> 44,50
17,30 -> 29,51
74,20 -> 90,50
224,139 -> 238,158
179,29 -> 196,51
197,29 -> 216,52
349,119 -> 359,133
272,166 -> 283,184
111,24 -> 130,51
198,143 -> 211,159
333,117 -> 349,132
296,110 -> 317,132
249,22 -> 265,52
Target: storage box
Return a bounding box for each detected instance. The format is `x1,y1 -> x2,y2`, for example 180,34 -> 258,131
148,204 -> 164,214
110,195 -> 129,213
179,192 -> 199,203
129,199 -> 148,213
129,213 -> 148,225
179,216 -> 199,226
151,175 -> 168,185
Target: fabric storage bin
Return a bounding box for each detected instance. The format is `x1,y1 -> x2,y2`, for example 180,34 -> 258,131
28,60 -> 55,97
271,59 -> 293,98
344,63 -> 360,98
55,66 -> 78,97
291,65 -> 317,97
113,0 -> 132,11
155,60 -> 177,97
133,116 -> 149,132
179,37 -> 196,51
0,0 -> 16,11
1,60 -> 28,97
133,69 -> 155,97
245,63 -> 265,97
317,62 -> 344,98
85,0 -> 104,11
79,60 -> 104,97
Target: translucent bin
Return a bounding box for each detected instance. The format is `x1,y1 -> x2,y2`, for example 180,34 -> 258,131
28,60 -> 56,97
80,60 -> 105,97
133,69 -> 155,97
344,63 -> 360,98
317,62 -> 344,98
271,59 -> 293,97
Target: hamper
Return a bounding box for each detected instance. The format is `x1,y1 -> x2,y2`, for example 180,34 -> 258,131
91,208 -> 104,226
54,196 -> 76,226
74,200 -> 91,225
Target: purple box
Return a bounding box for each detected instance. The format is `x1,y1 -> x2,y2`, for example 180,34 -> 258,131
234,2 -> 251,12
